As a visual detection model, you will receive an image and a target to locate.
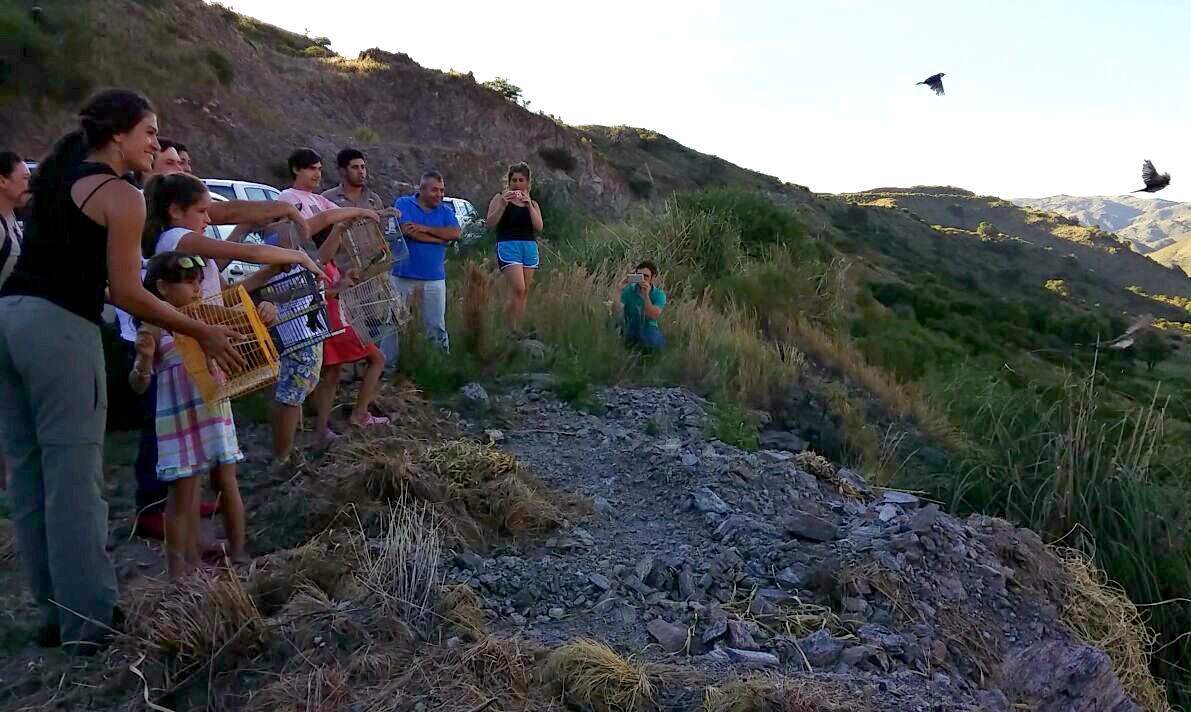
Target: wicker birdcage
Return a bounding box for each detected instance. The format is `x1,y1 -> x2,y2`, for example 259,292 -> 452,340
338,273 -> 409,346
338,218 -> 395,280
250,268 -> 336,357
173,285 -> 280,403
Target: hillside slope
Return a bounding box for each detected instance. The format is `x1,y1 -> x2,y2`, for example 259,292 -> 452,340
842,186 -> 1191,315
0,0 -> 786,210
1015,195 -> 1191,253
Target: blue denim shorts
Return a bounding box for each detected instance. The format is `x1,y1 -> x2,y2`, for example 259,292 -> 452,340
275,344 -> 323,406
496,240 -> 540,270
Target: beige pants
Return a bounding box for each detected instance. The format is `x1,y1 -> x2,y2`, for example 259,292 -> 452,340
0,295 -> 118,647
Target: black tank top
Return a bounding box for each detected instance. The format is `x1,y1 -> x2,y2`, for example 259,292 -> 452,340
496,203 -> 535,242
1,163 -> 122,324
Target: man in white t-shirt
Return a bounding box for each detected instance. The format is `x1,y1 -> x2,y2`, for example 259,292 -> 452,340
268,147 -> 380,468
0,151 -> 29,291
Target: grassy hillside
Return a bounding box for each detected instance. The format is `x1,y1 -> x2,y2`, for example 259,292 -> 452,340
388,183 -> 1191,704
0,0 -> 789,210
1017,194 -> 1191,254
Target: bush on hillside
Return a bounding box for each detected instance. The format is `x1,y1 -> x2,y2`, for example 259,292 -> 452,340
205,48 -> 235,86
482,77 -> 522,103
303,45 -> 334,58
673,189 -> 808,253
538,146 -> 578,173
1135,330 -> 1173,372
0,0 -> 95,103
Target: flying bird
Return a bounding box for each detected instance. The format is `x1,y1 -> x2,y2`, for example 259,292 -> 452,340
917,73 -> 945,96
1133,160 -> 1171,193
1106,314 -> 1153,351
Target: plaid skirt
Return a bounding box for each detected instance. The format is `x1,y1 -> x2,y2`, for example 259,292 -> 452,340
154,334 -> 243,482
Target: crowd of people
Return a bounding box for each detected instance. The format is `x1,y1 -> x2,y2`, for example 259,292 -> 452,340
0,88 -> 667,654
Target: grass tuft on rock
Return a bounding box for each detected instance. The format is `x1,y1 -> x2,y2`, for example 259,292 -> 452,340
542,638 -> 656,712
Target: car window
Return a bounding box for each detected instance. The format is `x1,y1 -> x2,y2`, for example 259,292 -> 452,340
207,185 -> 235,200
245,187 -> 271,201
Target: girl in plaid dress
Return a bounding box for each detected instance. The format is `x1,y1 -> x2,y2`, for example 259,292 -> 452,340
130,252 -> 250,579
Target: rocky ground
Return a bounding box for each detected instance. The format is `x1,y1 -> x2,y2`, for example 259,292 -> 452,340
0,380 -> 1155,711
448,382 -> 1147,712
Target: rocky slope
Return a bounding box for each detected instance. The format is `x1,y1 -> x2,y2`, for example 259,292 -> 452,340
0,0 -> 786,211
0,382 -> 1162,711
1015,195 -> 1191,254
446,383 -> 1155,712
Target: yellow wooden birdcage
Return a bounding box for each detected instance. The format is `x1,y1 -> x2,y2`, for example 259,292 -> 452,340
173,285 -> 280,403
339,218 -> 394,281
338,273 -> 409,346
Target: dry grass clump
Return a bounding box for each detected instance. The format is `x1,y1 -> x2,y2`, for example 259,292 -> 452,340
792,450 -> 864,499
423,439 -> 569,537
248,664 -> 350,712
542,639 -> 656,712
704,676 -> 869,712
246,537 -> 354,616
352,496 -> 444,632
437,583 -> 488,638
724,590 -> 845,644
1056,547 -> 1173,712
777,314 -> 964,455
128,569 -> 265,666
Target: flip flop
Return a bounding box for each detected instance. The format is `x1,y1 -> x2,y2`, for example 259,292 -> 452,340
351,413 -> 391,428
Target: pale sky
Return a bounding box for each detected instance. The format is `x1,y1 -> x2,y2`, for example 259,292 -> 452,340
219,0 -> 1191,201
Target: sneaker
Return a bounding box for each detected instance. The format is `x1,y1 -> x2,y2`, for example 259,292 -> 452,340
34,622 -> 60,648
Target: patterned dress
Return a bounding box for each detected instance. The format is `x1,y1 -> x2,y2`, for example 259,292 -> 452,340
153,332 -> 243,482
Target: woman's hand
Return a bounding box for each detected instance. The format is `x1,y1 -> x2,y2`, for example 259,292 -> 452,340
197,324 -> 246,373
500,189 -> 516,204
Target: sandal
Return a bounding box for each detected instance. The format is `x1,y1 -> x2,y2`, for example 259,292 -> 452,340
351,413 -> 391,428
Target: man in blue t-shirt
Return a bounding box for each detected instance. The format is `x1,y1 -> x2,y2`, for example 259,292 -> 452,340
383,170 -> 461,366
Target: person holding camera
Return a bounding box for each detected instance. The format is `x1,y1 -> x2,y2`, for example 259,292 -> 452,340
487,162 -> 543,333
617,261 -> 666,350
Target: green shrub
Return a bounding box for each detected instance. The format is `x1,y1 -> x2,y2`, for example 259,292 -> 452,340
303,45 -> 333,58
673,189 -> 807,253
538,146 -> 578,173
352,125 -> 380,143
708,403 -> 760,451
205,48 -> 235,86
482,77 -> 522,103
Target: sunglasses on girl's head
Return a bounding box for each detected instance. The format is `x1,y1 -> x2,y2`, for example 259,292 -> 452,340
174,255 -> 206,269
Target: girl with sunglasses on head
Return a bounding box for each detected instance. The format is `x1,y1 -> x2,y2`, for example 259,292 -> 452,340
130,251 -> 267,579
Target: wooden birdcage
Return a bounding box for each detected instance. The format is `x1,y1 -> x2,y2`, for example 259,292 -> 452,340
173,285 -> 280,403
338,218 -> 394,281
338,273 -> 409,346
250,268 -> 336,356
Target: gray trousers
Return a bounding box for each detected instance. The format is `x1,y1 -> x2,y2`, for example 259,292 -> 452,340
0,295 -> 118,646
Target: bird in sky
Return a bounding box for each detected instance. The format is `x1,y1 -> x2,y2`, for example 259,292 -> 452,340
1132,160 -> 1171,193
1106,314 -> 1153,350
917,73 -> 945,96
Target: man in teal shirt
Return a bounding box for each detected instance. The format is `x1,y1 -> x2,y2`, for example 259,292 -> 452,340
619,260 -> 666,350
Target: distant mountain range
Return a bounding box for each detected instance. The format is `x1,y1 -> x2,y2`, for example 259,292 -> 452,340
1013,195 -> 1191,256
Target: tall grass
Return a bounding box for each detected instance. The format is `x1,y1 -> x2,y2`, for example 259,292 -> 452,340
911,360 -> 1191,702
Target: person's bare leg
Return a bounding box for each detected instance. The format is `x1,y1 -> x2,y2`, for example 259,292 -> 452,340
520,267 -> 536,329
311,364 -> 342,441
273,403 -> 302,461
211,463 -> 248,563
165,478 -> 198,580
502,265 -> 528,331
352,350 -> 387,423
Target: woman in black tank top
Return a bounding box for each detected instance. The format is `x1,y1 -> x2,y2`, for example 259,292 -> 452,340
487,162 -> 544,333
0,90 -> 240,651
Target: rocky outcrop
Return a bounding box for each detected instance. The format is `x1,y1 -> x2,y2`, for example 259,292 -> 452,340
446,384 -> 1145,712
